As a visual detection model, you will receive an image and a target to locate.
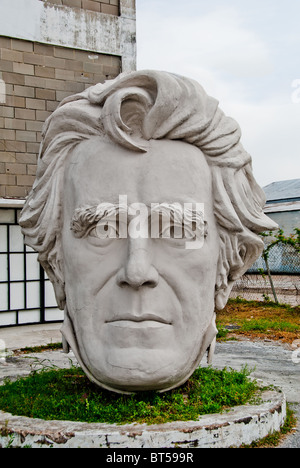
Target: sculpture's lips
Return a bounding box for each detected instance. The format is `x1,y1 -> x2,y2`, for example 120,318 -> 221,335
106,315 -> 172,327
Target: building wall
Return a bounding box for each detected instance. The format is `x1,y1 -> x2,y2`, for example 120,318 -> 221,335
0,0 -> 136,71
40,0 -> 120,16
0,36 -> 121,198
0,0 -> 135,326
266,210 -> 300,236
0,0 -> 136,198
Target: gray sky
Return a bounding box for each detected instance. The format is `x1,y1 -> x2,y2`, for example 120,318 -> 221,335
136,0 -> 300,187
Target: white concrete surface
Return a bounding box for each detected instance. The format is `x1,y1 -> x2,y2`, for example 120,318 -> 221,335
0,323 -> 62,351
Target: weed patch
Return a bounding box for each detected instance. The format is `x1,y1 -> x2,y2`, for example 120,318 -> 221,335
217,299 -> 300,344
0,365 -> 257,425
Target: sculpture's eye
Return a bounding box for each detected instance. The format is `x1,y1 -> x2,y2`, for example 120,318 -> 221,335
181,222 -> 199,240
160,221 -> 199,239
160,222 -> 184,240
88,220 -> 119,244
158,220 -> 208,249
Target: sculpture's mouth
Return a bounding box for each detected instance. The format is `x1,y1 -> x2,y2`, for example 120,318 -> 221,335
106,314 -> 172,327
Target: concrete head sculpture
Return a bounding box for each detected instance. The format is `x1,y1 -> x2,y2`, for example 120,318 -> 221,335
19,70 -> 277,393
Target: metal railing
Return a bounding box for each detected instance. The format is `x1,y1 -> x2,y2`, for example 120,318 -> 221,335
0,203 -> 63,327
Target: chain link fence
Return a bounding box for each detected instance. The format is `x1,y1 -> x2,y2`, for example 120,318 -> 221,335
230,243 -> 300,306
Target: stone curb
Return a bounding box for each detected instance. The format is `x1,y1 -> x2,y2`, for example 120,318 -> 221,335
0,388 -> 286,448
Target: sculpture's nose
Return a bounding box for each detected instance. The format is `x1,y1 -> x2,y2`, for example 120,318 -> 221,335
117,238 -> 159,289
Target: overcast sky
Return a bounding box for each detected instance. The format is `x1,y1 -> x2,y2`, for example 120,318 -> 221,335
136,0 -> 300,187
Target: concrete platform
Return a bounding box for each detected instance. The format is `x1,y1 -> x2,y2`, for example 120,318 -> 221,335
0,323 -> 62,351
0,324 -> 299,448
0,387 -> 286,448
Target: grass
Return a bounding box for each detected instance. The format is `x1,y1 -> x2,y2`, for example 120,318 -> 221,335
0,365 -> 258,425
241,319 -> 299,333
14,342 -> 63,355
217,298 -> 300,344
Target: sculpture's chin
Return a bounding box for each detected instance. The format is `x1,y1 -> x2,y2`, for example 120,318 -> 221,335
61,308 -> 218,394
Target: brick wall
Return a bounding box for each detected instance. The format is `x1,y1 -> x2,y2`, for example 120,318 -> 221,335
0,36 -> 121,198
40,0 -> 120,15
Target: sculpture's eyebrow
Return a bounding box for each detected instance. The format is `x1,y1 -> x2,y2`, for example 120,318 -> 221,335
151,202 -> 207,226
70,203 -> 127,238
70,202 -> 208,239
150,202 -> 208,239
150,202 -> 184,222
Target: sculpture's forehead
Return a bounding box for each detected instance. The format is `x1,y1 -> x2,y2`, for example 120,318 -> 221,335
64,138 -> 213,207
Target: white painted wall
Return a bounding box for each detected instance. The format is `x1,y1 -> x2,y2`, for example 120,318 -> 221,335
0,0 -> 136,72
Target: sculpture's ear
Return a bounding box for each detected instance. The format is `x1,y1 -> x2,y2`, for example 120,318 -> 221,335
39,255 -> 66,311
52,279 -> 66,310
214,231 -> 265,311
215,280 -> 235,311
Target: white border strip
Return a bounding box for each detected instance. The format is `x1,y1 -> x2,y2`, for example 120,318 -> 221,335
0,198 -> 25,208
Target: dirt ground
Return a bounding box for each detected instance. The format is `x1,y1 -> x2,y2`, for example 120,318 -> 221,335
216,300 -> 300,346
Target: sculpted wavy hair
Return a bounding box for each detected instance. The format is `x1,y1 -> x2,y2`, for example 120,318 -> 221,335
19,70 -> 277,311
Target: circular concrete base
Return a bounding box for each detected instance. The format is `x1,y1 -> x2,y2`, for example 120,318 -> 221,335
0,387 -> 286,448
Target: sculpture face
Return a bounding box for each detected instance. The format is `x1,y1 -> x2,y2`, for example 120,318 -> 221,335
20,70 -> 277,394
62,138 -> 220,392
